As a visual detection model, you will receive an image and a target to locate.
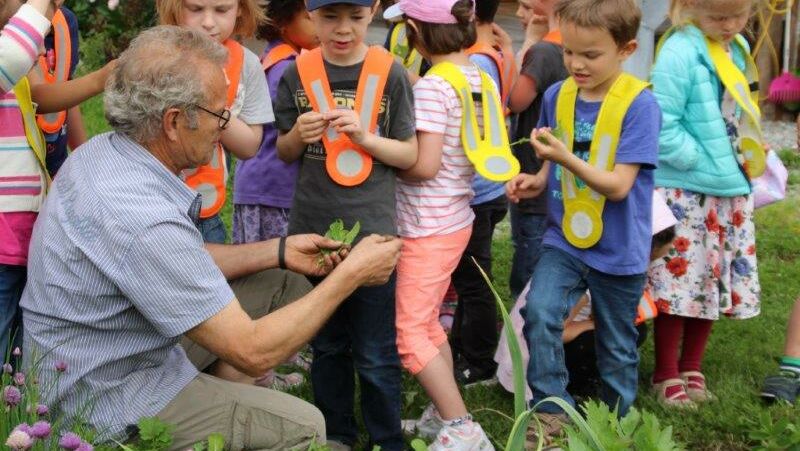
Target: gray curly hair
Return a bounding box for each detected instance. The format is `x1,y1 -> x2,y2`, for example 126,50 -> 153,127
104,25 -> 228,143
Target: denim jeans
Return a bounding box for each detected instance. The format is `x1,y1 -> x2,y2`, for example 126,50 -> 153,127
310,274 -> 403,450
0,264 -> 26,356
523,246 -> 646,416
197,214 -> 227,244
509,206 -> 547,299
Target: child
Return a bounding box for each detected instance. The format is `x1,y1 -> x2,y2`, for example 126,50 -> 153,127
495,191 -> 677,402
157,0 -> 272,243
761,297 -> 800,404
508,0 -> 661,441
505,0 -> 567,301
385,0 -> 501,448
648,0 -> 761,408
274,0 -> 417,448
383,1 -> 429,84
1,0 -> 113,354
447,0 -> 514,386
232,0 -> 316,244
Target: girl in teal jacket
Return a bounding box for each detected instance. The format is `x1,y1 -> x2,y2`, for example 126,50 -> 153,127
647,0 -> 761,410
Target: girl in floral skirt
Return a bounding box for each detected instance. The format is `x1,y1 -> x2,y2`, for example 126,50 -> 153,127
648,0 -> 761,408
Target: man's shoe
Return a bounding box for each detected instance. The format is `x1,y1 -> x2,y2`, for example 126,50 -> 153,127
428,421 -> 494,451
525,412 -> 568,450
402,403 -> 444,440
761,370 -> 800,404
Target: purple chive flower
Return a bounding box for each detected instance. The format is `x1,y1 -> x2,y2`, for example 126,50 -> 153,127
3,385 -> 21,406
12,423 -> 32,435
3,363 -> 12,374
12,347 -> 21,357
36,403 -> 49,415
59,432 -> 82,450
76,442 -> 94,451
31,421 -> 52,439
54,360 -> 68,373
13,371 -> 25,386
5,430 -> 33,450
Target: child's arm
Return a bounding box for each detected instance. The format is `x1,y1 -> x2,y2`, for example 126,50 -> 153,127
530,128 -> 640,202
324,109 -> 418,169
66,106 -> 87,149
0,2 -> 52,95
397,131 -> 441,180
29,59 -> 115,113
276,111 -> 328,163
220,118 -> 262,160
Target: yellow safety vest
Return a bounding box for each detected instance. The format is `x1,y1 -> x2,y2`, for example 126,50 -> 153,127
13,77 -> 50,190
555,74 -> 649,249
426,62 -> 520,182
389,23 -> 424,76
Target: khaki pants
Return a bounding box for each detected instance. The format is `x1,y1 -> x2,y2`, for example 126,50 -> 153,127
158,269 -> 325,450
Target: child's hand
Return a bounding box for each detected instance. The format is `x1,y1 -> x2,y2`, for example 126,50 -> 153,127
524,14 -> 549,44
530,127 -> 568,164
296,111 -> 328,144
505,173 -> 546,203
324,109 -> 368,146
492,23 -> 514,53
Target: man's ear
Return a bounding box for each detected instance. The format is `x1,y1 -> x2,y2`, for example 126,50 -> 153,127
163,108 -> 182,141
619,39 -> 638,59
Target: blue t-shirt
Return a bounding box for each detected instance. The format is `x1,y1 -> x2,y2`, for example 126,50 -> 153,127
43,6 -> 80,177
537,80 -> 661,275
468,53 -> 506,205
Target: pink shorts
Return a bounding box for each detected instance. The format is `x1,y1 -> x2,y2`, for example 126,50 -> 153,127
395,226 -> 472,374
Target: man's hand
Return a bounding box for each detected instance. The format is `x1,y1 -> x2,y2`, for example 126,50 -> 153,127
530,128 -> 569,164
324,109 -> 368,146
296,111 -> 329,144
338,234 -> 402,286
506,173 -> 546,203
284,234 -> 345,277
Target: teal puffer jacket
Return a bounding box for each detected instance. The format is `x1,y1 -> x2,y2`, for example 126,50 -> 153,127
650,25 -> 751,196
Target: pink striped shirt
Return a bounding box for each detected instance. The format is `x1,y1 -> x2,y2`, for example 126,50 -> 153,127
396,65 -> 484,237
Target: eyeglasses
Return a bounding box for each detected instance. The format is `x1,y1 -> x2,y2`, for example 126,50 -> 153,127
193,104 -> 231,130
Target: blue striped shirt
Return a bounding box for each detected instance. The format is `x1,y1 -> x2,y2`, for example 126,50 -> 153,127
21,132 -> 234,440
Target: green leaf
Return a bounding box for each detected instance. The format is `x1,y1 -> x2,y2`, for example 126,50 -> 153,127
137,417 -> 174,449
410,438 -> 428,451
207,433 -> 224,451
343,221 -> 361,245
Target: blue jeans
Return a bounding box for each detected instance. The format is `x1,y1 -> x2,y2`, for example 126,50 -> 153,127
509,207 -> 547,299
523,246 -> 646,416
310,274 -> 403,450
0,264 -> 26,356
197,214 -> 227,244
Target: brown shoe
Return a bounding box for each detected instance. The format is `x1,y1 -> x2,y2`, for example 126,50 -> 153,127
652,378 -> 697,409
525,412 -> 569,450
680,371 -> 717,403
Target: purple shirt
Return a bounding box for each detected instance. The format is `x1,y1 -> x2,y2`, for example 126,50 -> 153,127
233,40 -> 298,209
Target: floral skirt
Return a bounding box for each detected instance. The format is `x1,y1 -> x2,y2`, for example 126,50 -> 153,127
648,188 -> 760,320
232,204 -> 289,244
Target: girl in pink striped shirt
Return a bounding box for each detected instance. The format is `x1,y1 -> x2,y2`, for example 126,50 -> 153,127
384,0 -> 494,449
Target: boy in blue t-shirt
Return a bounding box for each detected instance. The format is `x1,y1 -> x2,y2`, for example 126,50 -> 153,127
507,0 -> 661,439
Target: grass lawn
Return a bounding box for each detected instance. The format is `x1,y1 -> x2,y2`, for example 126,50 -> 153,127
79,95 -> 800,449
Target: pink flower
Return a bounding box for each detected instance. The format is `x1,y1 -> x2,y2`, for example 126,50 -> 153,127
3,363 -> 12,374
36,404 -> 49,415
59,432 -> 82,450
13,372 -> 25,386
31,421 -> 51,439
4,385 -> 22,406
5,430 -> 33,450
12,424 -> 32,435
12,347 -> 21,357
54,360 -> 68,373
76,442 -> 94,451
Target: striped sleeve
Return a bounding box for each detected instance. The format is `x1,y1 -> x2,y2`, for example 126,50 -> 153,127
0,4 -> 50,94
412,76 -> 450,134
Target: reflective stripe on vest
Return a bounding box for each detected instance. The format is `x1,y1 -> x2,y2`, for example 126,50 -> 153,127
556,74 -> 649,249
35,9 -> 70,134
14,77 -> 51,190
389,23 -> 423,75
465,43 -> 515,106
184,39 -> 243,218
426,62 -> 520,182
635,290 -> 658,325
261,43 -> 297,71
296,46 -> 393,186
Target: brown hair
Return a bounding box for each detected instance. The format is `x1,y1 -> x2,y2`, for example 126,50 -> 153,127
0,0 -> 22,27
257,0 -> 305,41
157,0 -> 266,38
669,0 -> 756,27
406,0 -> 476,55
554,0 -> 641,47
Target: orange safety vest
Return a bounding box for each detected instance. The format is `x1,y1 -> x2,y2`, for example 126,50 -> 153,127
296,46 -> 393,186
184,39 -> 244,218
35,9 -> 71,135
261,43 -> 298,71
465,43 -> 516,106
635,290 -> 658,325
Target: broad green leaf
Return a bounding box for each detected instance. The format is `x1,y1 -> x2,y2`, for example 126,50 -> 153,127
410,438 -> 428,451
343,221 -> 361,245
207,433 -> 224,451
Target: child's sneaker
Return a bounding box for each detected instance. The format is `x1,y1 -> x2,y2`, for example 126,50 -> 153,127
761,370 -> 800,404
254,370 -> 304,391
428,420 -> 493,451
680,371 -> 716,403
402,403 -> 445,439
652,378 -> 697,409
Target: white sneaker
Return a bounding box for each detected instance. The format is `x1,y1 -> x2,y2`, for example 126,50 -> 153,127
401,403 -> 444,439
428,421 -> 494,451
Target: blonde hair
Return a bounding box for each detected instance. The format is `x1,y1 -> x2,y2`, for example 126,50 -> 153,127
555,0 -> 641,47
669,0 -> 757,26
156,0 -> 266,38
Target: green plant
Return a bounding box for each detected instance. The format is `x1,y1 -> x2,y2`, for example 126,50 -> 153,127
747,411 -> 800,451
320,219 -> 360,257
